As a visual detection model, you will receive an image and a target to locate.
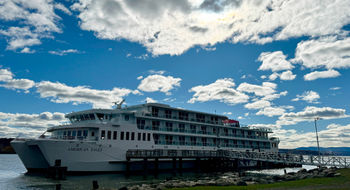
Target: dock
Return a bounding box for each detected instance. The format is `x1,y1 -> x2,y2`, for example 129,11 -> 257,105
126,149 -> 350,173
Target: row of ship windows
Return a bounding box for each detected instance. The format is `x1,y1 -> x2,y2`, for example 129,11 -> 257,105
100,130 -> 151,141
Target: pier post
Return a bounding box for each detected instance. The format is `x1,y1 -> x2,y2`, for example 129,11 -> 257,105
172,158 -> 177,176
143,158 -> 148,178
179,158 -> 183,174
154,158 -> 159,177
195,158 -> 200,172
126,158 -> 130,177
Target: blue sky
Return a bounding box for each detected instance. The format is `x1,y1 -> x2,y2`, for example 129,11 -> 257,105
1,0 -> 350,148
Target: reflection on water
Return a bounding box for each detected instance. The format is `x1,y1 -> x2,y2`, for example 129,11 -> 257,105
1,154 -> 347,190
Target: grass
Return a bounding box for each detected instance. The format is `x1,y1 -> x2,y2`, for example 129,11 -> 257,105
169,168 -> 350,190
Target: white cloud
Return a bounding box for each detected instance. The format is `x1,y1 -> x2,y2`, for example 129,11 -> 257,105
0,68 -> 35,92
262,91 -> 288,101
237,82 -> 277,97
20,47 -> 35,54
0,111 -> 67,138
258,51 -> 293,72
274,123 -> 350,148
268,73 -> 279,81
256,106 -> 286,117
54,3 -> 72,16
293,36 -> 350,70
223,112 -> 232,115
292,90 -> 320,103
71,0 -> 350,56
188,78 -> 249,105
304,69 -> 340,81
148,70 -> 165,75
0,0 -> 62,51
0,69 -> 13,81
137,76 -> 143,80
137,74 -> 181,95
277,106 -> 349,125
49,49 -> 81,56
145,97 -> 157,103
280,70 -> 296,80
36,81 -> 138,108
0,79 -> 35,92
244,100 -> 271,110
330,87 -> 341,90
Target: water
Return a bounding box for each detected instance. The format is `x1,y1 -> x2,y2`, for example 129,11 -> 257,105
0,154 -> 347,190
0,154 -> 200,190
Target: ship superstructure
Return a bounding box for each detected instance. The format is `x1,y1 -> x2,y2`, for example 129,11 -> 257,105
12,103 -> 279,172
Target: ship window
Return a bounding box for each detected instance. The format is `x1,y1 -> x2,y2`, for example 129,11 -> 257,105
166,122 -> 173,131
113,131 -> 117,140
190,125 -> 196,133
89,114 -> 95,120
63,131 -> 67,136
147,133 -> 151,141
107,131 -> 112,140
152,121 -> 160,130
165,109 -> 172,119
91,131 -> 95,137
143,133 -> 146,141
137,119 -> 145,129
179,111 -> 188,120
152,107 -> 159,117
97,113 -> 104,120
77,130 -> 82,137
125,115 -> 129,121
138,133 -> 141,141
83,130 -> 88,137
131,132 -> 135,140
153,134 -> 159,144
121,132 -> 124,140
126,132 -> 130,140
179,136 -> 185,145
68,131 -> 72,137
101,130 -> 105,140
179,123 -> 185,132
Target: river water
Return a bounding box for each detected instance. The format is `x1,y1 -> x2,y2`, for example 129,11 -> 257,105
0,154 -> 332,190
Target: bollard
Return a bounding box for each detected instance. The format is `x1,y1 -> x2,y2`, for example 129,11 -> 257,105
284,169 -> 287,174
92,180 -> 99,189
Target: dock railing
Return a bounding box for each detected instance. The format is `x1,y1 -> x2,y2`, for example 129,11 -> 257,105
126,149 -> 350,168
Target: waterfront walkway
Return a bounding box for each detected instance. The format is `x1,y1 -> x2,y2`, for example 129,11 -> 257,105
126,149 -> 350,168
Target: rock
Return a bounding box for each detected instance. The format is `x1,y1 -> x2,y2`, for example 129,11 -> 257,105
119,186 -> 128,190
334,173 -> 341,177
298,169 -> 307,173
236,181 -> 247,186
325,172 -> 336,177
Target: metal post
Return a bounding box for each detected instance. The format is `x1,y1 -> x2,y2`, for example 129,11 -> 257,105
314,118 -> 321,160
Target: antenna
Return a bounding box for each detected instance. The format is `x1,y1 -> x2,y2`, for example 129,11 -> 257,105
114,99 -> 125,109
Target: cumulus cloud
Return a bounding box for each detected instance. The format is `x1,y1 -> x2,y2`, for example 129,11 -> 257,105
256,106 -> 286,117
0,68 -> 35,92
292,90 -> 320,103
304,69 -> 341,81
277,106 -> 349,125
188,78 -> 249,105
293,36 -> 350,70
36,81 -> 139,108
237,82 -> 277,97
0,0 -> 63,51
244,100 -> 271,110
145,97 -> 157,103
280,70 -> 296,80
0,111 -> 67,138
274,123 -> 350,148
71,0 -> 350,55
48,49 -> 82,56
137,74 -> 181,95
258,51 -> 293,72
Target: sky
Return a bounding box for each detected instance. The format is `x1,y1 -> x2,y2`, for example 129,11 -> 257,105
0,0 -> 350,149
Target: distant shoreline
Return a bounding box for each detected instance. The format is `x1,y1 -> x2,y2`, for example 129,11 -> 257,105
0,138 -> 15,154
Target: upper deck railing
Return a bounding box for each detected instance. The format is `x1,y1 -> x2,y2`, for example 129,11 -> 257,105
135,112 -> 273,133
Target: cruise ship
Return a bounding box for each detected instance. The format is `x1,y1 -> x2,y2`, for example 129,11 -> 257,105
11,103 -> 280,173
